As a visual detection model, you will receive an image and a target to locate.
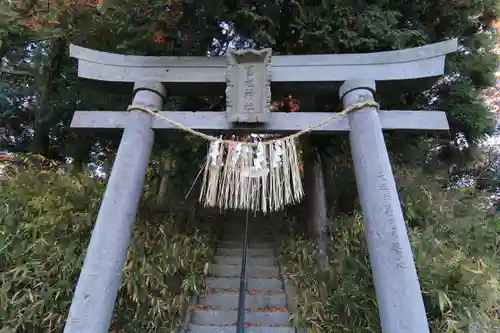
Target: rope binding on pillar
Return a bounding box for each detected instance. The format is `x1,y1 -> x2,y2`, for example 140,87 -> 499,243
127,100 -> 380,213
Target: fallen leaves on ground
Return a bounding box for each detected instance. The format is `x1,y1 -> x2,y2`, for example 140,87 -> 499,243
245,323 -> 290,327
247,306 -> 288,312
191,304 -> 219,310
195,324 -> 233,326
247,290 -> 285,295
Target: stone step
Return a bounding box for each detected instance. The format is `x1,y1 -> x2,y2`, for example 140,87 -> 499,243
222,226 -> 273,234
222,231 -> 274,237
222,223 -> 272,229
223,230 -> 273,236
210,264 -> 279,278
191,308 -> 290,326
217,248 -> 275,257
219,241 -> 275,249
205,277 -> 282,291
222,238 -> 275,245
223,224 -> 273,229
215,256 -> 276,266
187,324 -> 294,333
199,291 -> 287,309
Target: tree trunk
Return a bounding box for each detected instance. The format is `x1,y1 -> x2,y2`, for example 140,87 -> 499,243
69,134 -> 94,171
156,175 -> 169,204
102,150 -> 116,178
30,38 -> 66,156
302,136 -> 329,269
321,154 -> 336,216
0,38 -> 8,62
156,157 -> 173,206
30,127 -> 50,156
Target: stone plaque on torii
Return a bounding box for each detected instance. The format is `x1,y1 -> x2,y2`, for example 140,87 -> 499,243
63,40 -> 457,333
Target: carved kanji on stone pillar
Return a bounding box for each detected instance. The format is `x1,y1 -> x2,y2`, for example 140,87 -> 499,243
225,48 -> 272,123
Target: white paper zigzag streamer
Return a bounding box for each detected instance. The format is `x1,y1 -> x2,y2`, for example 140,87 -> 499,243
199,136 -> 304,213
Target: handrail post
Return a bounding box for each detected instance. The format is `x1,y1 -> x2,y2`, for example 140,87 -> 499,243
236,209 -> 249,333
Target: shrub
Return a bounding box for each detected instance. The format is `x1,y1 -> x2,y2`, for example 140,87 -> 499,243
279,168 -> 500,333
0,170 -> 216,333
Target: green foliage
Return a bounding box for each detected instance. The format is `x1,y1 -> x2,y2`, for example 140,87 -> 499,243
100,0 -> 226,56
446,82 -> 496,138
0,169 -> 216,332
443,32 -> 498,139
1,0 -> 497,172
279,169 -> 500,333
1,1 -> 499,330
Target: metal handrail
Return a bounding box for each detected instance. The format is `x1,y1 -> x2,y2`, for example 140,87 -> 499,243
236,209 -> 250,333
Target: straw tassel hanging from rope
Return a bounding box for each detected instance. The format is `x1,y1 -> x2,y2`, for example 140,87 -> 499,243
199,136 -> 304,213
127,100 -> 380,213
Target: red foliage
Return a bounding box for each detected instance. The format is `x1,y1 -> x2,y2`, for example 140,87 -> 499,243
154,29 -> 167,44
270,95 -> 300,112
0,155 -> 14,162
21,0 -> 101,31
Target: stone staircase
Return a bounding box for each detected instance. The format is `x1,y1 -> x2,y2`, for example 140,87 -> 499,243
187,220 -> 295,333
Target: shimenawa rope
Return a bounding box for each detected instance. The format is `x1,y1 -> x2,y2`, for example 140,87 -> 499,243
127,101 -> 380,212
126,100 -> 380,145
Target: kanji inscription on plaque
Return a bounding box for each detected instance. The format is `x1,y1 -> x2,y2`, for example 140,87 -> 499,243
225,48 -> 272,123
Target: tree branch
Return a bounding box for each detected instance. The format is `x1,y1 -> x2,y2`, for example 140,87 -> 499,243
0,67 -> 35,77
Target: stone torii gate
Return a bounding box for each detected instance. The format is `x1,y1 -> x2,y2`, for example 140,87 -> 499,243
64,40 -> 457,333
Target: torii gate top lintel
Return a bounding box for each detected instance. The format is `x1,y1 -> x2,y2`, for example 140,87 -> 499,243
70,39 -> 458,133
69,39 -> 457,97
69,39 -> 457,82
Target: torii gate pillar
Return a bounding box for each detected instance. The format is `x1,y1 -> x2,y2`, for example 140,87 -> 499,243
63,81 -> 166,333
340,79 -> 429,333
